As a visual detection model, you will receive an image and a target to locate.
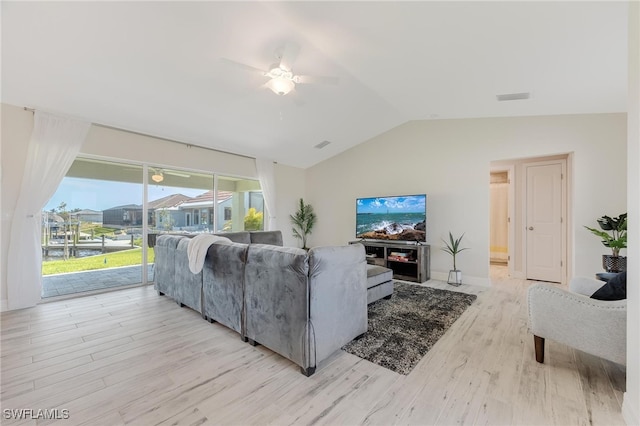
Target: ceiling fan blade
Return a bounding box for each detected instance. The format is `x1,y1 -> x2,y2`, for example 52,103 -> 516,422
278,42 -> 300,72
165,171 -> 191,178
220,58 -> 268,75
295,75 -> 339,85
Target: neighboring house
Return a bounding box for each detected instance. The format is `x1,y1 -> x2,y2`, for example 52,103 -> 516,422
69,209 -> 103,223
102,204 -> 143,227
177,191 -> 220,231
148,193 -> 191,230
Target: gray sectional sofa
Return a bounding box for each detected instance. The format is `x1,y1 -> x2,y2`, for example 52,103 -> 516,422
154,230 -> 368,376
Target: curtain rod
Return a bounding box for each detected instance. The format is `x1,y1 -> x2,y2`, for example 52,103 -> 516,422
23,106 -> 257,161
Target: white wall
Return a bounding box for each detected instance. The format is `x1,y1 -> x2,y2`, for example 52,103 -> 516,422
623,2 -> 639,424
306,114 -> 627,284
274,163 -> 307,248
0,103 -> 306,309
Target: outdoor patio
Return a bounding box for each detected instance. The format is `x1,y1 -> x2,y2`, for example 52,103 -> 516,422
42,264 -> 154,298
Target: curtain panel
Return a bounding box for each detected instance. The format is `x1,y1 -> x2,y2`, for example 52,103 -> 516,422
255,158 -> 277,231
7,111 -> 90,310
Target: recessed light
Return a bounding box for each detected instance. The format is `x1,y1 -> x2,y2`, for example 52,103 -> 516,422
496,92 -> 531,101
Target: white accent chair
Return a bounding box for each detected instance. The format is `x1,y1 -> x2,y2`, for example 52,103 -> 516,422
527,277 -> 626,366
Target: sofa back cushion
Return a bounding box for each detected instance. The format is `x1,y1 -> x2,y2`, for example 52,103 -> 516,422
244,244 -> 309,367
215,231 -> 251,244
174,238 -> 204,313
154,235 -> 185,296
202,242 -> 249,334
249,231 -> 283,246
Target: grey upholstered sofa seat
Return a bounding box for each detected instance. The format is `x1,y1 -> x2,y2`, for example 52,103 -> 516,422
527,277 -> 626,366
154,230 -> 283,318
244,243 -> 368,376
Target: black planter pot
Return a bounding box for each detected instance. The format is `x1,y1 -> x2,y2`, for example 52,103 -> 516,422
602,255 -> 627,273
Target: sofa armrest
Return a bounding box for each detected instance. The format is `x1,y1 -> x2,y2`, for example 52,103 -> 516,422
308,245 -> 368,364
527,283 -> 626,365
569,276 -> 605,297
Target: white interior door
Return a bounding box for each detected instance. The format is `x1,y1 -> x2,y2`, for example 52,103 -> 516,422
525,161 -> 565,283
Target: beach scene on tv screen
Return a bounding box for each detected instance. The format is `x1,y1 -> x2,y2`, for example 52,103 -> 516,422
356,195 -> 426,241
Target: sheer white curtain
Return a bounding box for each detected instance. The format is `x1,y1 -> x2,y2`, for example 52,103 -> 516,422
7,111 -> 90,310
255,158 -> 277,230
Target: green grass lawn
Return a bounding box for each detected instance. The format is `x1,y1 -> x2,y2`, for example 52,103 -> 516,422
42,248 -> 154,275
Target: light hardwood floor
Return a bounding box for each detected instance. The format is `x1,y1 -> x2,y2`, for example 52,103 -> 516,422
1,267 -> 626,425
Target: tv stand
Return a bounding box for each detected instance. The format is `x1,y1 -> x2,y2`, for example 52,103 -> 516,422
350,240 -> 430,283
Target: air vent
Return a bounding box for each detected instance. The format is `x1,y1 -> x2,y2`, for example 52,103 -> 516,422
496,92 -> 531,101
314,140 -> 331,149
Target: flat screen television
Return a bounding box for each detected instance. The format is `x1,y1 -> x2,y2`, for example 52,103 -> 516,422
356,194 -> 426,242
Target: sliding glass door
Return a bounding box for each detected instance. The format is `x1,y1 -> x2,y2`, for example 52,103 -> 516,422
42,158 -> 144,298
42,158 -> 265,299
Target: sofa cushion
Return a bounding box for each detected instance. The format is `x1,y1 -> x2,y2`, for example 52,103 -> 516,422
366,265 -> 393,288
591,271 -> 627,301
244,244 -> 309,366
215,231 -> 251,244
249,230 -> 283,246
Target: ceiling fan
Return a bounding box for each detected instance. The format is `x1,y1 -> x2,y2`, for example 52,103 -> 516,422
150,168 -> 190,183
221,42 -> 339,96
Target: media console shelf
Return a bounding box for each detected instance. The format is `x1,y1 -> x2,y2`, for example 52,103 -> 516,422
350,240 -> 430,283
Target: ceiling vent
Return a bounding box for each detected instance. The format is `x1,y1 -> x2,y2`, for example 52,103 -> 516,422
496,92 -> 531,101
314,140 -> 331,149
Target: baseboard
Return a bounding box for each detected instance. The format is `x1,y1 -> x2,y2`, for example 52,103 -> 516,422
622,393 -> 639,426
1,298 -> 8,312
429,271 -> 491,287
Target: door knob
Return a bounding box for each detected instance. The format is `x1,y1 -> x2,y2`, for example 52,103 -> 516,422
528,226 -> 534,230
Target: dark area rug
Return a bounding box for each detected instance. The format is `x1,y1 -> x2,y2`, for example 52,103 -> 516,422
342,281 -> 477,375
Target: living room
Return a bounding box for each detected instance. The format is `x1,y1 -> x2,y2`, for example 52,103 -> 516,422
1,1 -> 639,425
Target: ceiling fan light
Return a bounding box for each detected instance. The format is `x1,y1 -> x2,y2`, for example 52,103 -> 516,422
151,172 -> 164,183
267,77 -> 295,96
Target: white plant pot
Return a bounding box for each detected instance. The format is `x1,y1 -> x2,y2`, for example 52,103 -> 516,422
447,270 -> 462,286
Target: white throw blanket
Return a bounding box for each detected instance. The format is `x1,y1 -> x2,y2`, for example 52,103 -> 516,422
187,234 -> 232,274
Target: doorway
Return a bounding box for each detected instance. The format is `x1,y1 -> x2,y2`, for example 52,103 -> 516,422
490,168 -> 514,279
490,154 -> 570,284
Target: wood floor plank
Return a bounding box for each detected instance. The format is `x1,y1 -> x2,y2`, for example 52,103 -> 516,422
0,268 -> 626,426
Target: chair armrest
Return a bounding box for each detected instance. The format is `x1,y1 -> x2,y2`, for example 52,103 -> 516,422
527,283 -> 626,365
569,276 -> 605,297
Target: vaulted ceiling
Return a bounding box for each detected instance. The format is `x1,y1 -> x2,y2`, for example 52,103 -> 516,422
2,2 -> 628,168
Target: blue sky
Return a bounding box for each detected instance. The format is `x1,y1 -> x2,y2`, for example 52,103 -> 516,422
45,177 -> 207,212
356,195 -> 426,214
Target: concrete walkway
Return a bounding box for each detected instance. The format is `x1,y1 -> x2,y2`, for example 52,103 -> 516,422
42,264 -> 154,298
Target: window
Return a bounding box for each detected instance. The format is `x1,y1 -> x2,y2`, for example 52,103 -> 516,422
216,176 -> 264,232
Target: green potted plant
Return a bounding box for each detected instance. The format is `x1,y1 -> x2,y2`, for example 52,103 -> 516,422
442,232 -> 468,286
584,213 -> 627,272
290,198 -> 317,250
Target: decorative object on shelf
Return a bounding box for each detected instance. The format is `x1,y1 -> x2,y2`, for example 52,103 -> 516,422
442,232 -> 468,286
350,240 -> 430,283
290,198 -> 317,250
584,213 -> 627,273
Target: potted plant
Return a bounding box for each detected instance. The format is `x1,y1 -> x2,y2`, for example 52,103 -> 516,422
584,213 -> 627,273
442,232 -> 468,286
290,198 -> 317,250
